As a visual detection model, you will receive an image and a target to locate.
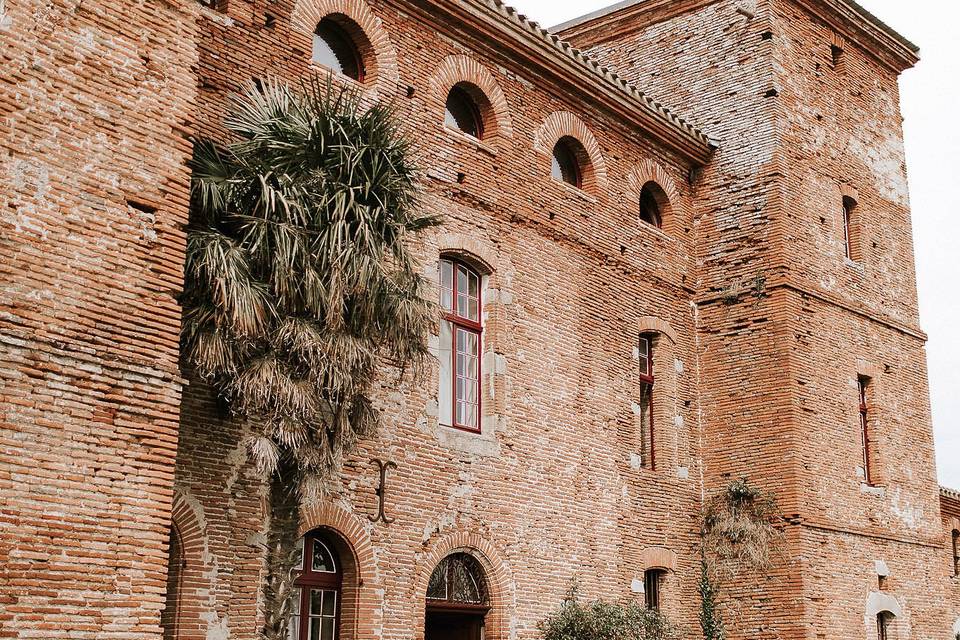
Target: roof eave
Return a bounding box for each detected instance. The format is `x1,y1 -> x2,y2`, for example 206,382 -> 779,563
417,0 -> 716,165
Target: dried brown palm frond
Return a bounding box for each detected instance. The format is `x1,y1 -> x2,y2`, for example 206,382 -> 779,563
701,478 -> 785,578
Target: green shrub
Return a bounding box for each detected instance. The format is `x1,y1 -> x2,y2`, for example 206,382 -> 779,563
539,595 -> 682,640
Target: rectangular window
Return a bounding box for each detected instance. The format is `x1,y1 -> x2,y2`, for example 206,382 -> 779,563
439,259 -> 482,432
639,336 -> 655,469
644,569 -> 662,610
308,589 -> 337,640
858,376 -> 872,484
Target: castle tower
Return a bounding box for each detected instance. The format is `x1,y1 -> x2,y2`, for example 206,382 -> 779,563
557,0 -> 949,636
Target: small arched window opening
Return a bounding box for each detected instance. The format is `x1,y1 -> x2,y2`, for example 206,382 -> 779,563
551,136 -> 586,189
638,334 -> 655,470
439,258 -> 483,432
444,84 -> 484,140
842,195 -> 859,261
313,16 -> 365,81
876,611 -> 894,640
953,529 -> 959,576
639,182 -> 664,228
643,569 -> 665,610
289,531 -> 342,640
425,553 -> 490,640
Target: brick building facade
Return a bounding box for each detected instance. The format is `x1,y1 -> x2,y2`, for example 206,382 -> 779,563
0,0 -> 956,638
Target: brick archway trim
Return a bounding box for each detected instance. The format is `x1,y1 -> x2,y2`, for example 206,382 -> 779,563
637,316 -> 678,345
534,111 -> 608,192
436,233 -> 499,275
290,0 -> 399,99
167,491 -> 211,640
639,546 -> 678,572
840,183 -> 860,203
626,158 -> 685,235
298,502 -> 378,586
429,55 -> 513,141
413,531 -> 514,640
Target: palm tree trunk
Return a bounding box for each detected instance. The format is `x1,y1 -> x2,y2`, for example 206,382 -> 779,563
261,457 -> 302,640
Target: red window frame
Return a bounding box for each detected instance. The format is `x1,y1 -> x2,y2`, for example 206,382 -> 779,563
440,258 -> 482,433
858,376 -> 872,485
290,532 -> 342,640
639,335 -> 655,470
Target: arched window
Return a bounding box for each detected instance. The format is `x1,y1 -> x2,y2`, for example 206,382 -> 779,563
313,16 -> 364,81
289,531 -> 342,640
160,525 -> 184,640
842,195 -> 858,260
439,258 -> 482,432
638,334 -> 655,469
425,553 -> 490,640
643,568 -> 665,610
444,84 -> 484,140
639,183 -> 664,228
877,611 -> 894,640
953,529 -> 959,576
551,137 -> 585,188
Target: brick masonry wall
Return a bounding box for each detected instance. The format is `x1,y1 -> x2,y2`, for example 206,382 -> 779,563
0,0 -> 198,637
943,491 -> 960,635
563,0 -> 953,636
170,0 -> 709,639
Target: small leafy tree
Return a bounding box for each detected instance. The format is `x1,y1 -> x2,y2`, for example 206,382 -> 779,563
539,588 -> 683,640
182,76 -> 438,639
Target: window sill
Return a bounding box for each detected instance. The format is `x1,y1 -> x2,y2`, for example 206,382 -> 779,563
308,63 -> 367,91
860,482 -> 885,496
442,125 -> 498,156
635,220 -> 676,243
552,177 -> 596,205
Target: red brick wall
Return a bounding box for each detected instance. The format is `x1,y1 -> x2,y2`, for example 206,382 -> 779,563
0,0 -> 198,637
943,490 -> 960,634
170,0 -> 709,638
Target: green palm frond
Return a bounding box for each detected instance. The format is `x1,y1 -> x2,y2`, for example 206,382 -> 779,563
182,75 -> 438,492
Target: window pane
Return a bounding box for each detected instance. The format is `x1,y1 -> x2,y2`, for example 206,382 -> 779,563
321,591 -> 336,616
441,260 -> 454,288
427,561 -> 447,599
441,289 -> 453,312
467,297 -> 479,322
309,590 -> 324,615
445,86 -> 481,139
321,618 -> 336,640
288,616 -> 300,640
457,294 -> 471,319
311,539 -> 336,573
467,270 -> 479,297
293,539 -> 304,570
291,588 -> 301,615
309,619 -> 321,640
439,320 -> 453,426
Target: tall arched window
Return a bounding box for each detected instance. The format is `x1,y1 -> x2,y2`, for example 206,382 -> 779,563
439,258 -> 482,432
289,531 -> 342,640
638,334 -> 655,469
313,16 -> 365,81
425,553 -> 490,640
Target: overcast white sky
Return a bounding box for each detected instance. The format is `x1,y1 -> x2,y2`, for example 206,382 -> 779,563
511,0 -> 959,488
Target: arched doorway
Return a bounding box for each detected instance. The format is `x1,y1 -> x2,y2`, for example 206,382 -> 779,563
424,553 -> 490,640
289,530 -> 343,640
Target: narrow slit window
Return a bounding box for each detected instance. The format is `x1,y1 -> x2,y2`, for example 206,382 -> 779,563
953,529 -> 959,577
858,376 -> 872,485
843,195 -> 858,260
639,335 -> 655,470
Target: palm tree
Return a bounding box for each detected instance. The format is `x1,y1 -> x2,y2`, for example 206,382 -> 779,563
181,76 -> 438,639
